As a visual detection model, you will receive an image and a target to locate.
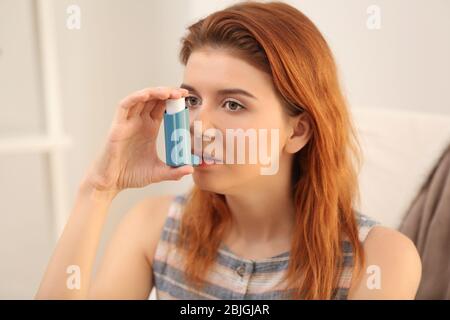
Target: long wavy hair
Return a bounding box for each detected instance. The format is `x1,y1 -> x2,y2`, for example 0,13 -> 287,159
176,1 -> 363,299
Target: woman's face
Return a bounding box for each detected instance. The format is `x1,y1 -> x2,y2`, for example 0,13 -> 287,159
181,47 -> 301,195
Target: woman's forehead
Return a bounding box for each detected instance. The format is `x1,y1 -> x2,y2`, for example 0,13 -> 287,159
183,49 -> 273,96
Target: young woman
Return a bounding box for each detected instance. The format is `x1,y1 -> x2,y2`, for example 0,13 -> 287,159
36,1 -> 421,299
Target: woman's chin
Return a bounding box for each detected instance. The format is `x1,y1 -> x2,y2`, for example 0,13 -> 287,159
192,171 -> 227,193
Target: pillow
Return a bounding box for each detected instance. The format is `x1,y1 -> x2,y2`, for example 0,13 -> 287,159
351,107 -> 450,228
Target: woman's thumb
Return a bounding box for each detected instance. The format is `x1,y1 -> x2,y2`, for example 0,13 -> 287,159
153,163 -> 194,182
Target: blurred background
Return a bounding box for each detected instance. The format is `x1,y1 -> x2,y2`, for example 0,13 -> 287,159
0,0 -> 449,299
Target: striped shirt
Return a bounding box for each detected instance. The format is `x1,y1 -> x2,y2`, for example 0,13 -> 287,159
152,194 -> 380,300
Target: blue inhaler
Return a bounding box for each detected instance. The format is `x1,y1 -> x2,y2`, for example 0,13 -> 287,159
163,98 -> 200,167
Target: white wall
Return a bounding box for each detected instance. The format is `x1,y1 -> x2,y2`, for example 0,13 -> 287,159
0,0 -> 449,298
0,0 -> 54,299
289,0 -> 450,115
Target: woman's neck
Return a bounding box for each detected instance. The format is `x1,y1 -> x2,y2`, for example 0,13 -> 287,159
223,160 -> 296,246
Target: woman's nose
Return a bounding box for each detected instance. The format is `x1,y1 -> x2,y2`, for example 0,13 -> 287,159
189,105 -> 214,134
189,105 -> 219,152
189,102 -> 210,122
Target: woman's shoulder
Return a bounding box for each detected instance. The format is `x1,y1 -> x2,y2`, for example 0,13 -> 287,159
353,212 -> 420,268
121,194 -> 182,264
363,225 -> 422,276
127,194 -> 175,224
348,222 -> 422,299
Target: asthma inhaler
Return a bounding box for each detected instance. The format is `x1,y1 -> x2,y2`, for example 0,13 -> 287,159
163,98 -> 200,167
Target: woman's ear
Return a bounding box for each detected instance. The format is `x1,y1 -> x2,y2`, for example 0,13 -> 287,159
285,113 -> 312,154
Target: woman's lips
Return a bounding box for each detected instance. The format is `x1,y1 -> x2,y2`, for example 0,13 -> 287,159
198,161 -> 212,168
194,153 -> 223,168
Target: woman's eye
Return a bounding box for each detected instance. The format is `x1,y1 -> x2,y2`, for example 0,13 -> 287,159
223,100 -> 245,112
185,96 -> 201,108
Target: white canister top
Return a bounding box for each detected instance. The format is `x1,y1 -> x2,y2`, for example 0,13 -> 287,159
165,98 -> 186,115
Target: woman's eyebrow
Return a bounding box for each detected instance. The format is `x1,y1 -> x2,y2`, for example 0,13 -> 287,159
217,88 -> 257,100
180,83 -> 257,100
180,83 -> 199,95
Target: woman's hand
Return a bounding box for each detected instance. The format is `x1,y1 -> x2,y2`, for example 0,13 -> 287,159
82,87 -> 193,194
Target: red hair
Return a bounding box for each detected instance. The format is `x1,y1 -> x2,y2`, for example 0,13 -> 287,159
177,1 -> 363,299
